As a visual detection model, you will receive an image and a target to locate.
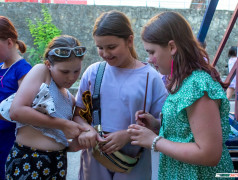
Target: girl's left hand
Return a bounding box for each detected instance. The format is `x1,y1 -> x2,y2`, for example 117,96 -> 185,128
67,138 -> 85,152
135,110 -> 160,132
127,124 -> 157,149
100,130 -> 130,154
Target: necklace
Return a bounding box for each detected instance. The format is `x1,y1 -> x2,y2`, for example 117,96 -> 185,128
0,61 -> 18,88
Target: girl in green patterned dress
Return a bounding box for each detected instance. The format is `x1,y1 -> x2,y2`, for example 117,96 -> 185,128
128,11 -> 234,179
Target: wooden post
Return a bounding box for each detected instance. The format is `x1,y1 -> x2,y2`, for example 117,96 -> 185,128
212,3 -> 238,67
211,3 -> 238,120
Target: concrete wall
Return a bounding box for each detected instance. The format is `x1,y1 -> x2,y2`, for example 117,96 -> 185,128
0,2 -> 237,76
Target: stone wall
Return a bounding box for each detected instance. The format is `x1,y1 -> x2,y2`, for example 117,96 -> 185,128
0,2 -> 237,76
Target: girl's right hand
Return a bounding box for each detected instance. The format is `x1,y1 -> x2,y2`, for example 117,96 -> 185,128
135,110 -> 160,131
67,138 -> 85,152
127,124 -> 157,149
77,124 -> 106,148
62,120 -> 88,139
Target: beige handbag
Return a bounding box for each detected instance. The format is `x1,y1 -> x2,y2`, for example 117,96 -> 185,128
92,143 -> 141,173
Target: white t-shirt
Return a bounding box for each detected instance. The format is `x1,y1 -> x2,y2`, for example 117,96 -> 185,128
228,57 -> 237,89
76,62 -> 168,133
76,62 -> 168,179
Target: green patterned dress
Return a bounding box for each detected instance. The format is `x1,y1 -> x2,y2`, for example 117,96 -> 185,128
158,70 -> 234,180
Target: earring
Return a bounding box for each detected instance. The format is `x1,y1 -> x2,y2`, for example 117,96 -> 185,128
170,57 -> 174,78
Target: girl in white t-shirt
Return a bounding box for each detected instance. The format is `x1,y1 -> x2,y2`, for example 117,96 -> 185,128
73,10 -> 167,180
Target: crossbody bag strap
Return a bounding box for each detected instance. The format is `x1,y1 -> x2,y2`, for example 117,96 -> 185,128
92,61 -> 106,134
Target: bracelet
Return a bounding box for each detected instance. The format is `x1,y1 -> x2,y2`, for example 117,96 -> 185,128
151,136 -> 162,152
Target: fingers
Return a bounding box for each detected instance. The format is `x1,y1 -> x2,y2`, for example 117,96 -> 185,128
67,139 -> 84,152
135,110 -> 144,121
138,113 -> 149,120
77,130 -> 98,148
103,144 -> 119,154
96,133 -> 107,143
130,134 -> 140,141
100,138 -> 119,154
130,135 -> 147,148
77,137 -> 86,147
90,138 -> 96,148
128,124 -> 142,130
131,140 -> 139,146
129,134 -> 141,146
136,120 -> 145,126
101,139 -> 112,150
135,111 -> 151,127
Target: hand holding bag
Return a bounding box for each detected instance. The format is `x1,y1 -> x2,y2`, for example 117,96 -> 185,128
92,126 -> 141,173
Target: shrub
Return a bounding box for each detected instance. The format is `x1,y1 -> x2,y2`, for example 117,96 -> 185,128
26,5 -> 61,66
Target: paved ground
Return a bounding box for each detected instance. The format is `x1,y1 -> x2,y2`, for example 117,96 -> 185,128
67,151 -> 81,180
230,100 -> 235,112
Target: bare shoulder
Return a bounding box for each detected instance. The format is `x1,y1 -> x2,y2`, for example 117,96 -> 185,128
32,64 -> 49,73
30,64 -> 51,84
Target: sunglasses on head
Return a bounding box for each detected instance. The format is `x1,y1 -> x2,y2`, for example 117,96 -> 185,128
48,46 -> 87,58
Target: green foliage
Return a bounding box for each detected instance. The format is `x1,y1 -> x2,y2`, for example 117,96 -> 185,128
26,5 -> 61,66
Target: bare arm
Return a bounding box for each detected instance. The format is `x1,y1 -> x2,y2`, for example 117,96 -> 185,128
72,106 -> 105,148
129,93 -> 222,166
10,64 -> 84,139
17,74 -> 26,87
227,87 -> 235,100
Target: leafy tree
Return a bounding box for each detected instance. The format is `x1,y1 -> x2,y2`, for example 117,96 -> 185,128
26,5 -> 61,66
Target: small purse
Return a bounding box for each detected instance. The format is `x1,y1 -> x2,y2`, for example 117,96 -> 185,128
92,125 -> 141,173
79,61 -> 141,173
92,148 -> 139,173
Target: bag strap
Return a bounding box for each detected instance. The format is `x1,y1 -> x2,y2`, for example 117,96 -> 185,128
92,61 -> 106,131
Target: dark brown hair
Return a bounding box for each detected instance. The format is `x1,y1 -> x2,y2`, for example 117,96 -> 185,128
0,16 -> 26,53
228,46 -> 237,58
93,10 -> 138,59
141,11 -> 227,93
44,35 -> 83,65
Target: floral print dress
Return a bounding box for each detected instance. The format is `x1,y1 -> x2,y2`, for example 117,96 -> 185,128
158,70 -> 234,180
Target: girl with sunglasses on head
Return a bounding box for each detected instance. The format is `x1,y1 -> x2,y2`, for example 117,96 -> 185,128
0,16 -> 32,179
128,11 -> 234,179
73,10 -> 167,180
3,35 -> 87,179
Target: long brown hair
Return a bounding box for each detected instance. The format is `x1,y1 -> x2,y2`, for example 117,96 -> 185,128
142,11 -> 227,93
93,10 -> 138,59
0,16 -> 26,53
